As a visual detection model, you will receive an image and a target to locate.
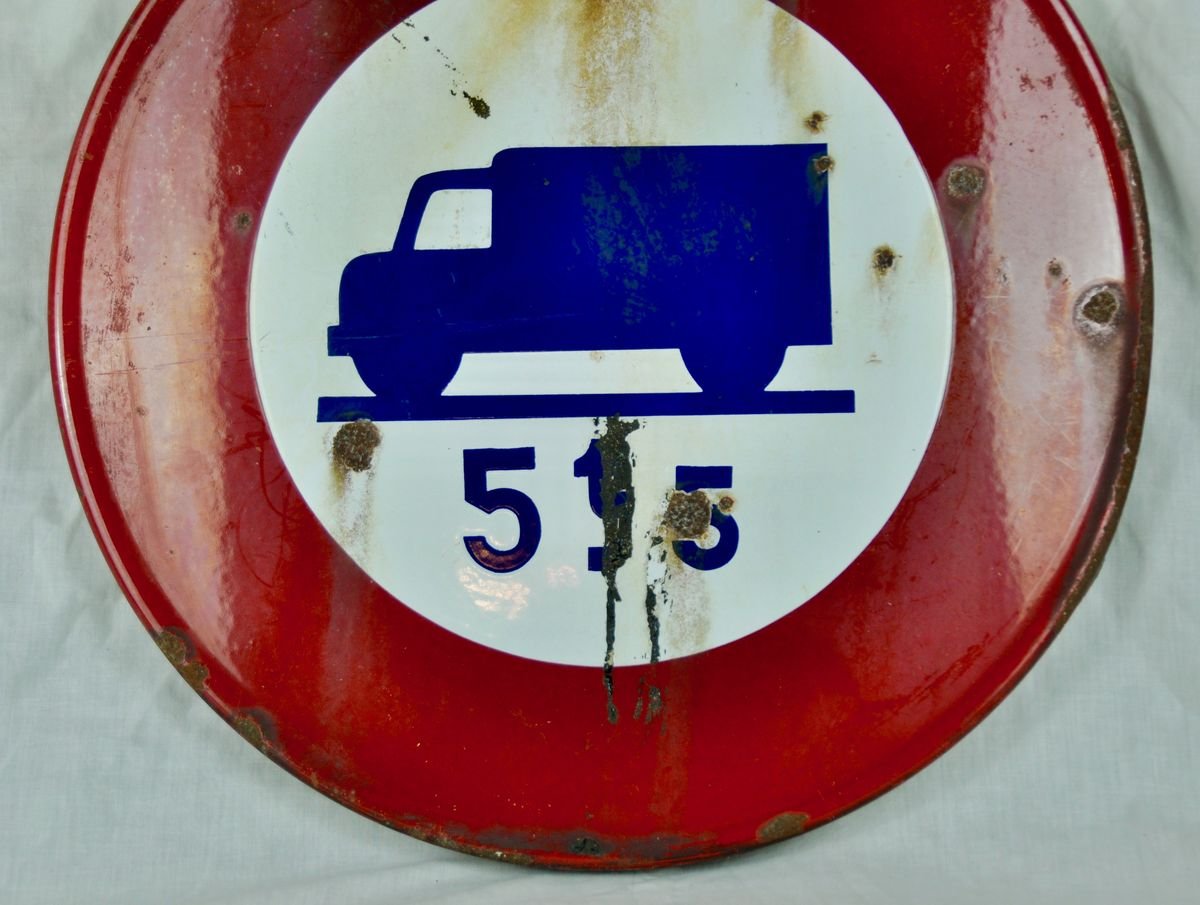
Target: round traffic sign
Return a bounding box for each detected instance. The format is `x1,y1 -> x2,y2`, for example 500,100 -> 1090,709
52,0 -> 1150,868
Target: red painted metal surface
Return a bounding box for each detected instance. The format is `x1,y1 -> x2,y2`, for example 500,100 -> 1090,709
51,0 -> 1150,868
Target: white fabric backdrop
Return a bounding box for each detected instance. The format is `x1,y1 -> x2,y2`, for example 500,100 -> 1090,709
1,1 -> 1196,902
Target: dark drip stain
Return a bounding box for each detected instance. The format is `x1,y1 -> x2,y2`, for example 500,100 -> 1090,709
596,414 -> 640,724
644,585 -> 661,663
632,680 -> 664,724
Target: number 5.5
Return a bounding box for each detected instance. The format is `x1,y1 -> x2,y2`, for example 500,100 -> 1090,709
463,448 -> 542,573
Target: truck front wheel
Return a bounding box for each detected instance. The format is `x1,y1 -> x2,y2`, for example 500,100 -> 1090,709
343,337 -> 461,405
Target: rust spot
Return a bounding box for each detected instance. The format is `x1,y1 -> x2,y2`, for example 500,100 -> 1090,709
155,629 -> 209,691
717,495 -> 735,514
462,91 -> 491,119
947,164 -> 987,199
872,245 -> 899,278
1048,259 -> 1065,280
756,812 -> 811,844
813,155 -> 835,174
663,490 -> 710,539
233,211 -> 254,233
135,405 -> 149,417
1076,284 -> 1124,340
804,110 -> 829,134
332,420 -> 382,474
569,836 -> 605,857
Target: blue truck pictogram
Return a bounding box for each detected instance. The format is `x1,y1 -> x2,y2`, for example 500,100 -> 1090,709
319,144 -> 854,422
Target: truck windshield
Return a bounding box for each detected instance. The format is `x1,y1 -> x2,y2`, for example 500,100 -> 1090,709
413,189 -> 493,250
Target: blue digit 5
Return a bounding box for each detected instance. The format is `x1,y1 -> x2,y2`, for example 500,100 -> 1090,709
463,448 -> 542,573
673,465 -> 738,571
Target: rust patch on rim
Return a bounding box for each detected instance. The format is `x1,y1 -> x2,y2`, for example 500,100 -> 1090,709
756,812 -> 811,844
231,709 -> 276,753
155,629 -> 209,691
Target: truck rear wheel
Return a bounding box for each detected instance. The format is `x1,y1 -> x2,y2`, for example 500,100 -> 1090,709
681,343 -> 788,398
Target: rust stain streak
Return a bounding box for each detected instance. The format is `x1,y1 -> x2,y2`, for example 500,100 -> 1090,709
572,0 -> 658,145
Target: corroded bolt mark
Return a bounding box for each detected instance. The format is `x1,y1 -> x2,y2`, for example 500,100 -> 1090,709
332,420 -> 382,473
873,245 -> 899,278
1082,290 -> 1119,325
756,812 -> 811,844
233,211 -> 254,233
155,629 -> 209,690
813,155 -> 835,174
1048,259 -> 1065,279
1076,284 -> 1125,340
947,164 -> 987,199
804,110 -> 829,134
718,495 -> 736,514
663,490 -> 710,539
